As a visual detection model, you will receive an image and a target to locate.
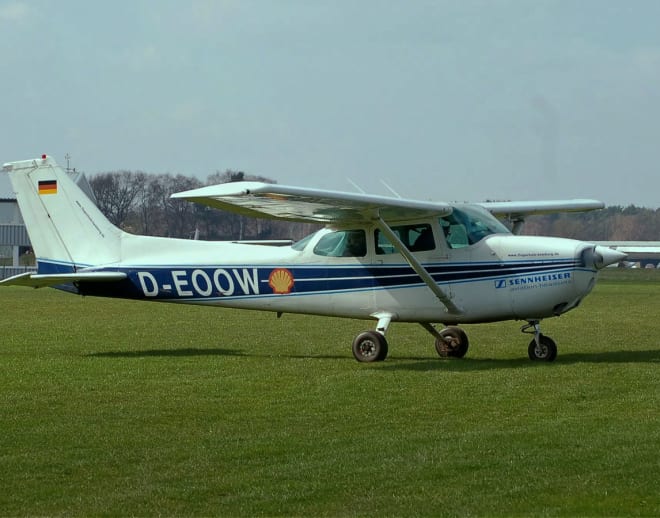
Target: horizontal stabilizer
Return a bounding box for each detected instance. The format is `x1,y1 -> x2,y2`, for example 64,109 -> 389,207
0,271 -> 127,288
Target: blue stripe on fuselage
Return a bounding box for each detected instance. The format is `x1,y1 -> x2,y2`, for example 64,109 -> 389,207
35,258 -> 582,300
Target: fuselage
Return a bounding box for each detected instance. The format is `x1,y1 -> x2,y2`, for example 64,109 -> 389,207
46,212 -> 603,325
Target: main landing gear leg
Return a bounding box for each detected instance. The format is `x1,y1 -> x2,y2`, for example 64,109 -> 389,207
522,320 -> 557,362
420,323 -> 470,359
352,313 -> 392,363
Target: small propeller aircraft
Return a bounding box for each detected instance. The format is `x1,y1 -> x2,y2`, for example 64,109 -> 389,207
2,155 -> 626,362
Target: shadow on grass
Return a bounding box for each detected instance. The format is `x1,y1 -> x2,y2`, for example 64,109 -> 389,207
87,348 -> 245,358
382,349 -> 660,371
559,349 -> 660,364
85,347 -> 660,368
86,348 -> 349,359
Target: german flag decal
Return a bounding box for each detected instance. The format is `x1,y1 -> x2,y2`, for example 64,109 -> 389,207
38,180 -> 57,195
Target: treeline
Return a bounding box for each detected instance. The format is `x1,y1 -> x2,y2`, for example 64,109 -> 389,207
89,170 -> 319,242
523,206 -> 660,241
89,170 -> 660,241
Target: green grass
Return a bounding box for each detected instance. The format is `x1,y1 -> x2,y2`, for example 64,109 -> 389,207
2,269 -> 660,516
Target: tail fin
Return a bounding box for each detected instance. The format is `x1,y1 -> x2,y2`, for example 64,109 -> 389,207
2,155 -> 123,273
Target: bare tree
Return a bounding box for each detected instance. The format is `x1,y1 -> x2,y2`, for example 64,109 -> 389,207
90,171 -> 143,228
159,175 -> 204,238
86,169 -> 328,242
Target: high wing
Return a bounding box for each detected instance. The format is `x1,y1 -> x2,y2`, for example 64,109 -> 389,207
171,182 -> 453,224
173,182 -> 604,225
479,199 -> 604,234
480,199 -> 605,218
0,271 -> 127,288
591,242 -> 660,260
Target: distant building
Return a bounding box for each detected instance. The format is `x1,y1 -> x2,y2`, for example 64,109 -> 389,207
0,169 -> 96,280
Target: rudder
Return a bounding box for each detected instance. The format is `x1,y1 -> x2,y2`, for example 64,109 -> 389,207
3,155 -> 123,273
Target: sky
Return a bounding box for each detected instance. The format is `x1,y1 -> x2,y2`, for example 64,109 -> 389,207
2,0 -> 660,207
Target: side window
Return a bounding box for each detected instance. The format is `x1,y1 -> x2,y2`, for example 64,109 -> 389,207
314,230 -> 366,257
374,224 -> 435,255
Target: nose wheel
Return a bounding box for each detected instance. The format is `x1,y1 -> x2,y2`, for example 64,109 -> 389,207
522,321 -> 557,362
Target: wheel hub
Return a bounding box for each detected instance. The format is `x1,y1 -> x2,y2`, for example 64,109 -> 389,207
359,340 -> 377,357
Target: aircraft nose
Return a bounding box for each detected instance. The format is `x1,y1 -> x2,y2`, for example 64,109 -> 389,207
582,245 -> 627,270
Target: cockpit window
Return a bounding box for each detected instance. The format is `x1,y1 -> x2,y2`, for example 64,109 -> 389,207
313,229 -> 366,257
439,206 -> 510,249
375,223 -> 435,255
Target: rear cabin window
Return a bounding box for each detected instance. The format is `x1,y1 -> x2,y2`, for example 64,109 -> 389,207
313,230 -> 367,257
374,223 -> 435,255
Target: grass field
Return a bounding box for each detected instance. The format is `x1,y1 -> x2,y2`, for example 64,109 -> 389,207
2,269 -> 660,516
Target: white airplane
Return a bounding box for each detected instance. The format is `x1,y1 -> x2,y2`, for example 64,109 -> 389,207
2,155 -> 626,362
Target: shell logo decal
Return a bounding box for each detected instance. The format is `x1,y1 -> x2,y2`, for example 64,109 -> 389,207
268,268 -> 294,294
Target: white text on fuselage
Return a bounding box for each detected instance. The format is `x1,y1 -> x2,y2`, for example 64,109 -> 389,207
137,269 -> 260,298
494,272 -> 572,290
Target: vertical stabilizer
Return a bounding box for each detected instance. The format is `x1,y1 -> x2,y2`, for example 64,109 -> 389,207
2,155 -> 123,273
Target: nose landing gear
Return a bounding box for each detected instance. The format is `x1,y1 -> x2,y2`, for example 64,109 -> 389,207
522,320 -> 557,362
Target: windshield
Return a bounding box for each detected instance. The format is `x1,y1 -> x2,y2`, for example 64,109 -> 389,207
291,232 -> 317,251
440,205 -> 510,249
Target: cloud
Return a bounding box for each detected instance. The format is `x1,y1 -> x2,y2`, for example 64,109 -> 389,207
0,1 -> 30,21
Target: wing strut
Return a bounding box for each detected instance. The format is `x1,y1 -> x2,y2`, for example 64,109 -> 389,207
373,216 -> 463,315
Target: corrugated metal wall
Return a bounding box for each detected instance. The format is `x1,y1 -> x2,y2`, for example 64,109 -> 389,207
1,225 -> 33,279
0,224 -> 30,246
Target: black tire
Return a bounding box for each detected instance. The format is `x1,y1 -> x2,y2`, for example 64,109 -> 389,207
435,326 -> 469,358
528,334 -> 557,362
352,331 -> 388,362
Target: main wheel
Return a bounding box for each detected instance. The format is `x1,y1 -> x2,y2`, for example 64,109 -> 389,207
352,331 -> 388,362
435,326 -> 469,358
528,334 -> 557,362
